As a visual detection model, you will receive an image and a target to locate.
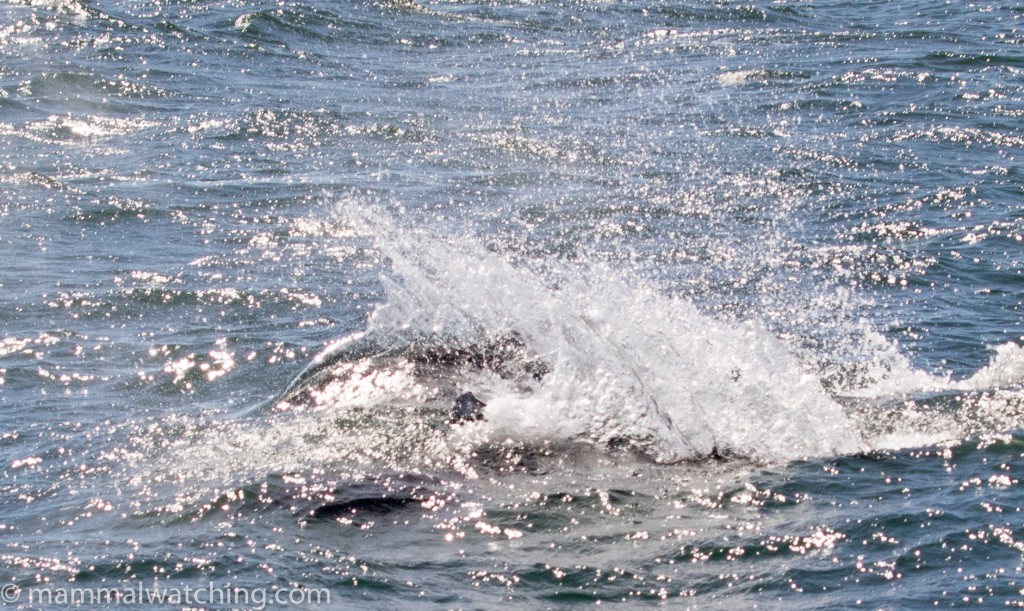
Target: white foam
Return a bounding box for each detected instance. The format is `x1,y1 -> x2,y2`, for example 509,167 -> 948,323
350,205 -> 865,463
136,206 -> 1024,497
958,342 -> 1024,391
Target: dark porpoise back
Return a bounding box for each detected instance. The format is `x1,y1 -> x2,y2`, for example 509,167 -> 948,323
410,334 -> 549,382
451,392 -> 486,424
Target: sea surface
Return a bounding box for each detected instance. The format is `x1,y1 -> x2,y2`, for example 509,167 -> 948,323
2,0 -> 1024,608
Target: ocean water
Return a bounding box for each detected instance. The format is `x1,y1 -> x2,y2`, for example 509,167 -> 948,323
2,0 -> 1024,607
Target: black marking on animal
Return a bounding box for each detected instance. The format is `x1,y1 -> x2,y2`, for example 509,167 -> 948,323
286,477 -> 440,523
451,392 -> 486,423
308,495 -> 419,520
409,333 -> 549,382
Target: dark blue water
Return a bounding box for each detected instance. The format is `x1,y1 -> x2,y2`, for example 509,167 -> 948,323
2,0 -> 1024,607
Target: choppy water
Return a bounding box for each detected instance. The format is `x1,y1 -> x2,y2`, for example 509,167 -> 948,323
2,0 -> 1024,607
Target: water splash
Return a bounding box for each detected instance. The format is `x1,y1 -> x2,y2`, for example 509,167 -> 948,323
331,204 -> 866,463
133,203 -> 1024,510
